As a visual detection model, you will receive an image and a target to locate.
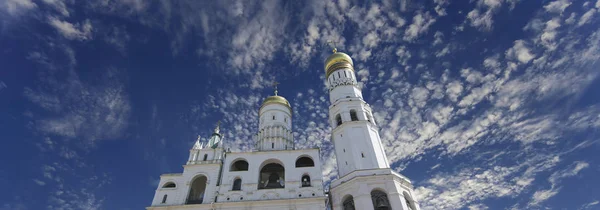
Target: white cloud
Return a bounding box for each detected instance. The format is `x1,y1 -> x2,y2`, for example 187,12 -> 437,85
529,161 -> 589,206
467,9 -> 494,31
42,0 -> 69,16
2,0 -> 36,16
505,40 -> 535,63
445,81 -> 464,102
25,67 -> 130,148
33,179 -> 46,186
48,17 -> 93,40
543,0 -> 571,13
578,8 -> 596,26
404,12 -> 436,41
581,200 -> 600,209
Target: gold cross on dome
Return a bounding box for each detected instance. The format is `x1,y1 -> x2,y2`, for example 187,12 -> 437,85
327,40 -> 338,53
272,81 -> 280,96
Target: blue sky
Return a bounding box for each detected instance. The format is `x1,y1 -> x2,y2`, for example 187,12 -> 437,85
1,0 -> 599,209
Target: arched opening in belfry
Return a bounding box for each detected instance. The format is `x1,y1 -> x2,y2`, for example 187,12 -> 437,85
350,109 -> 358,121
258,161 -> 285,189
162,182 -> 176,188
203,154 -> 208,161
336,114 -> 342,126
295,156 -> 315,167
342,195 -> 355,210
230,159 -> 249,171
186,175 -> 207,204
371,189 -> 391,210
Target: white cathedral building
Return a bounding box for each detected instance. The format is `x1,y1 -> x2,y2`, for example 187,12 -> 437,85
147,49 -> 421,210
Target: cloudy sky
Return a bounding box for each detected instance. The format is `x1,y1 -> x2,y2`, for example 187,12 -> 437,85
1,0 -> 600,209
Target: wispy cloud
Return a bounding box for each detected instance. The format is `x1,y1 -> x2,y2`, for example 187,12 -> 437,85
48,17 -> 93,40
1,0 -> 36,16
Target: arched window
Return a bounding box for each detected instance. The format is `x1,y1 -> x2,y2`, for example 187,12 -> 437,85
162,194 -> 167,203
186,176 -> 207,204
258,161 -> 285,189
203,154 -> 208,161
371,190 -> 391,210
343,195 -> 355,210
336,114 -> 342,126
232,178 -> 242,191
301,175 -> 311,187
404,192 -> 415,210
230,159 -> 249,171
295,156 -> 315,167
350,110 -> 358,121
272,115 -> 276,120
162,182 -> 176,188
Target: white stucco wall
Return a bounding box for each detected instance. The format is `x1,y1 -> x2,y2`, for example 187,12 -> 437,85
149,148 -> 326,209
330,169 -> 420,210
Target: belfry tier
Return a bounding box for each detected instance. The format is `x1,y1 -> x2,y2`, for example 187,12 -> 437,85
256,93 -> 294,151
324,51 -> 363,103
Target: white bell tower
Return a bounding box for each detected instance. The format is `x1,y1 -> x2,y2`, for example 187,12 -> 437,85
325,47 -> 421,210
255,85 -> 294,151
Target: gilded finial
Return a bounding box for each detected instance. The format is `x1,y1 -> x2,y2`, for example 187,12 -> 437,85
272,81 -> 280,96
327,40 -> 338,53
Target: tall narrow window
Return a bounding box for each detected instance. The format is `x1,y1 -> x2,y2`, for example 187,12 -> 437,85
350,110 -> 358,121
344,71 -> 347,77
361,153 -> 365,158
338,71 -> 341,78
162,194 -> 167,203
203,154 -> 208,161
272,143 -> 275,149
371,190 -> 390,210
273,115 -> 276,120
336,114 -> 342,126
232,178 -> 242,191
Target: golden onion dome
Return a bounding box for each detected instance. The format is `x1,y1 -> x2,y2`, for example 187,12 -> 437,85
260,95 -> 291,112
324,51 -> 354,78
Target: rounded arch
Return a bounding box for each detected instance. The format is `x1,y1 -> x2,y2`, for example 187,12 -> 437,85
230,158 -> 249,171
258,159 -> 285,189
342,194 -> 355,210
295,155 -> 315,167
403,191 -> 416,210
301,173 -> 311,187
335,114 -> 342,126
186,174 -> 209,204
232,177 -> 242,191
371,189 -> 391,210
350,109 -> 358,121
162,182 -> 176,188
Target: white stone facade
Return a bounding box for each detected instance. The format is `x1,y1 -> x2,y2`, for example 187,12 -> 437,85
148,50 -> 421,210
325,52 -> 421,210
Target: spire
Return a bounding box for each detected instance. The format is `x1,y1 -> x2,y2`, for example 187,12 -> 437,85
327,40 -> 338,53
208,121 -> 223,149
272,81 -> 279,96
193,135 -> 203,149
